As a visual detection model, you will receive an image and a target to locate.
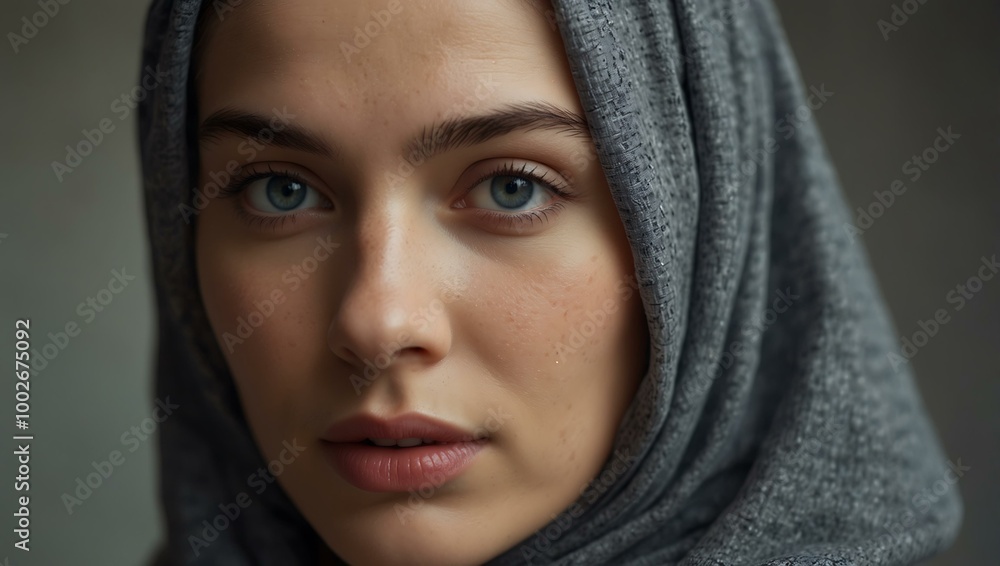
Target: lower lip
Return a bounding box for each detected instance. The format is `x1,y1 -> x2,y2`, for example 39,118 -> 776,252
321,440 -> 486,492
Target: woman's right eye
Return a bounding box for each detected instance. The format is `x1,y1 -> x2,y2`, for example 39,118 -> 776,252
242,174 -> 331,215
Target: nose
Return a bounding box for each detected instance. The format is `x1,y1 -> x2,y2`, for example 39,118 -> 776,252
327,201 -> 454,372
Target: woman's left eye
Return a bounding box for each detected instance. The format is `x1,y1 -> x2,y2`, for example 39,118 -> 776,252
465,174 -> 554,212
243,175 -> 329,214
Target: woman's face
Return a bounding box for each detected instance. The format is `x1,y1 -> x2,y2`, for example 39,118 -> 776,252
195,1 -> 649,563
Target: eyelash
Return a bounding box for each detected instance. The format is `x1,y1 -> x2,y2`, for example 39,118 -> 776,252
216,161 -> 576,231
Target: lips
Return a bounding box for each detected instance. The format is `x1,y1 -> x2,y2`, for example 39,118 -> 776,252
321,413 -> 487,492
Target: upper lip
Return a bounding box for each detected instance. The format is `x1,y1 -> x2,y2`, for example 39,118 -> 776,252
323,412 -> 481,443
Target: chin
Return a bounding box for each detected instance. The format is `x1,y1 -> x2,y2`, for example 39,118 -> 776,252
320,510 -> 503,566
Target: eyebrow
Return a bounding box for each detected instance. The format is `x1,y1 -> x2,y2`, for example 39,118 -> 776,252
198,108 -> 333,155
406,101 -> 591,159
197,101 -> 591,159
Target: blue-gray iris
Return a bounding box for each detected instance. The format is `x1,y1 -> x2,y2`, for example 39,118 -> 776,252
267,176 -> 307,210
492,176 -> 533,208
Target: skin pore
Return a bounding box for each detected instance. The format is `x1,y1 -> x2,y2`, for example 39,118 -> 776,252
193,1 -> 649,564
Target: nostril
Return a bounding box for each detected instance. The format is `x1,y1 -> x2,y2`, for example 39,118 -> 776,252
332,345 -> 362,366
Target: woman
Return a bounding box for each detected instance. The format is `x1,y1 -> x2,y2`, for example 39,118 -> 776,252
139,0 -> 961,564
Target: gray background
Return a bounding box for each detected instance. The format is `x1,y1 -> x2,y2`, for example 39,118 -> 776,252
0,1 -> 995,564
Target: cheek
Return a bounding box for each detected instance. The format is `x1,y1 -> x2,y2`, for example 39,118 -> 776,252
465,246 -> 648,478
471,256 -> 645,401
196,228 -> 335,441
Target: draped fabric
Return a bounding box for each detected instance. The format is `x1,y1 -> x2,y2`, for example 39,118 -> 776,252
139,1 -> 961,563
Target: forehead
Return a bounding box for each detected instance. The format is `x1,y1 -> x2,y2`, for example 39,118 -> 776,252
196,0 -> 574,126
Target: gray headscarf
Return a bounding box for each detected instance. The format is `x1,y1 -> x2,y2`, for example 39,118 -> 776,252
139,0 -> 962,564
